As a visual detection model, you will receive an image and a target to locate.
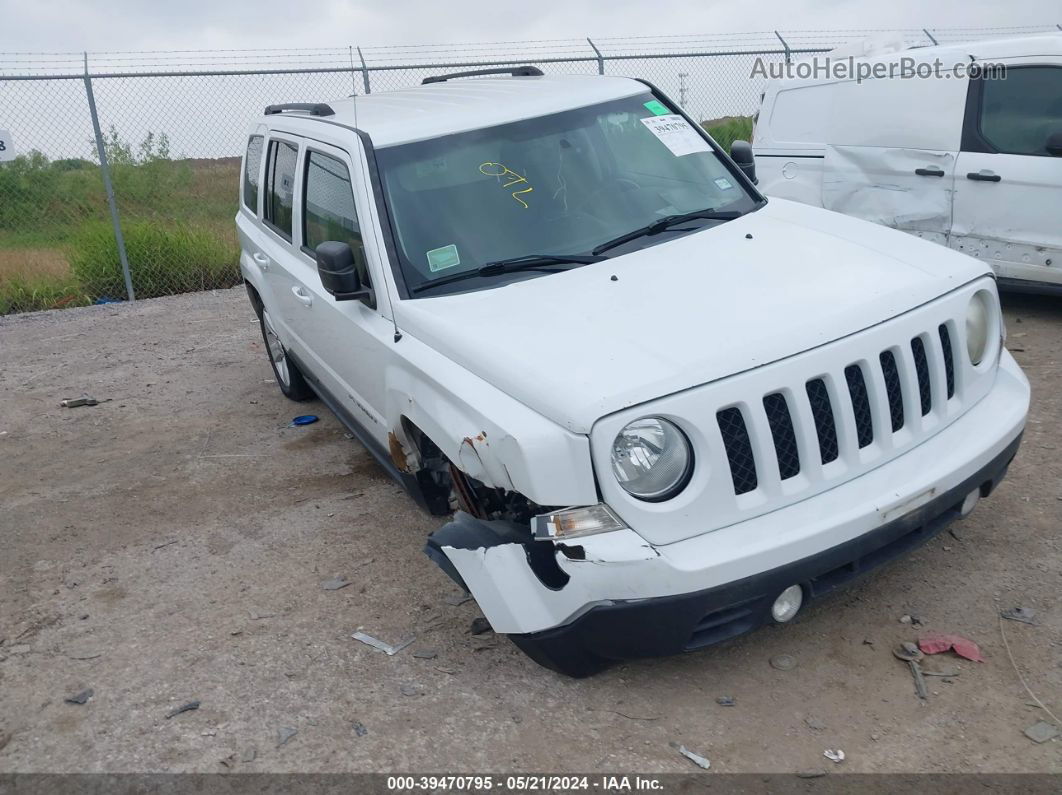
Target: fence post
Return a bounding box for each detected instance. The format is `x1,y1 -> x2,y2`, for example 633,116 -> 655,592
83,52 -> 134,303
357,47 -> 371,94
774,31 -> 791,65
923,28 -> 939,45
586,37 -> 604,75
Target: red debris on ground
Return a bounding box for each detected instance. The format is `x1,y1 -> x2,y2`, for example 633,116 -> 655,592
918,633 -> 984,662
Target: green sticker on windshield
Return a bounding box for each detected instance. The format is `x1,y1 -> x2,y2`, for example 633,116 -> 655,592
643,100 -> 669,116
426,244 -> 460,272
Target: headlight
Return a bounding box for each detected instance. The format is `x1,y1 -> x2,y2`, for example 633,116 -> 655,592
611,417 -> 693,501
966,290 -> 994,365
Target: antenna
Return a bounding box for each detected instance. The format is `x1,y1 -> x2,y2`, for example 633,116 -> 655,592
349,53 -> 402,343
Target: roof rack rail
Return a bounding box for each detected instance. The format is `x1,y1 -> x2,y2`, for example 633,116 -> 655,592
422,65 -> 544,85
264,103 -> 335,117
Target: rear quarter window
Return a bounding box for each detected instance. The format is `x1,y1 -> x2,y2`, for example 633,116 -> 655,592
243,135 -> 263,212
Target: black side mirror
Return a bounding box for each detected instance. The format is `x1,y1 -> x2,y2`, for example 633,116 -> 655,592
729,140 -> 757,184
316,241 -> 372,303
1046,131 -> 1062,156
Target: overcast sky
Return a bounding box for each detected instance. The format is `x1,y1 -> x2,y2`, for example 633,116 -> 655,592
2,0 -> 1059,53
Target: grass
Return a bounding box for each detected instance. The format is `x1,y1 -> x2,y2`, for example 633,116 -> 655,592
702,116 -> 755,153
0,131 -> 242,314
69,221 -> 240,301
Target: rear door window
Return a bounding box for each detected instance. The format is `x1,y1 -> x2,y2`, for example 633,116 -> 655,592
978,66 -> 1062,156
243,135 -> 263,212
303,150 -> 369,285
264,139 -> 299,239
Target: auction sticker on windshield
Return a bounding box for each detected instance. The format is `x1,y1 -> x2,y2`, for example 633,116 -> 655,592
0,130 -> 13,162
639,115 -> 710,157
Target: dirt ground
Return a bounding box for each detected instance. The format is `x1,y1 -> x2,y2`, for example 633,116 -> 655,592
0,287 -> 1059,775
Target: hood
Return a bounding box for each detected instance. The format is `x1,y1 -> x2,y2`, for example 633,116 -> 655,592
395,198 -> 989,434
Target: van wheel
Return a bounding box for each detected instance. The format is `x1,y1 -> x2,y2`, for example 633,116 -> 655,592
260,309 -> 313,401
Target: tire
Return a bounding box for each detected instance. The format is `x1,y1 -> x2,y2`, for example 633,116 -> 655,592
259,308 -> 314,401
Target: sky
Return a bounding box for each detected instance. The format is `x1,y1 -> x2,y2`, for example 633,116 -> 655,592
1,0 -> 1059,53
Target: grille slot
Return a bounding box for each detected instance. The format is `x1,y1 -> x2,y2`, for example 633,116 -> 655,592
939,324 -> 955,399
763,393 -> 800,480
845,364 -> 875,448
717,407 -> 758,494
805,378 -> 839,465
911,337 -> 932,415
879,351 -> 905,432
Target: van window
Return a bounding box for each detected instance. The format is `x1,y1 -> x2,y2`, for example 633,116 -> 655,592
264,139 -> 298,239
243,136 -> 263,212
979,67 -> 1062,156
303,151 -> 368,284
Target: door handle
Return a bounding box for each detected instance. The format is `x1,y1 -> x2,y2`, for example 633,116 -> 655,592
291,285 -> 313,307
914,167 -> 945,177
966,171 -> 1001,182
252,252 -> 270,271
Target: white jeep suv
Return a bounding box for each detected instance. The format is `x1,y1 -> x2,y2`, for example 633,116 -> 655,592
236,66 -> 1029,677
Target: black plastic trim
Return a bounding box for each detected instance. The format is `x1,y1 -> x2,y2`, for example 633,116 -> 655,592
510,431 -> 1022,677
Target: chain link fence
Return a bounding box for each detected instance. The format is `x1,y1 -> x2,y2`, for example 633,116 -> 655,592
0,25 -> 1057,314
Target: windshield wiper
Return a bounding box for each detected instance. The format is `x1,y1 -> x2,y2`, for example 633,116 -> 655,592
411,253 -> 607,294
591,209 -> 742,255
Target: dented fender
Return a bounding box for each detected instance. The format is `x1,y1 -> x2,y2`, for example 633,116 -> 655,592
384,339 -> 598,506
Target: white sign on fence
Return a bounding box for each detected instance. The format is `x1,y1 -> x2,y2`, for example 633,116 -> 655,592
0,130 -> 13,162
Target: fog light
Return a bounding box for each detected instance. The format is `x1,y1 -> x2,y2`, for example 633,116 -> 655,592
960,489 -> 979,517
771,585 -> 804,623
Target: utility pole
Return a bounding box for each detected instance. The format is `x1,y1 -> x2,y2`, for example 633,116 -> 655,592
678,72 -> 689,109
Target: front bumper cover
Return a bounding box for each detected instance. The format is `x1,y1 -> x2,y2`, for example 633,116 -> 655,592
509,431 -> 1021,677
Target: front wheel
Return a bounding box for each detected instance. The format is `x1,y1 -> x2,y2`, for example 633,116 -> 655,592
259,308 -> 313,401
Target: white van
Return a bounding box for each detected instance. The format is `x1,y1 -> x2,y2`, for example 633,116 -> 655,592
747,34 -> 1062,293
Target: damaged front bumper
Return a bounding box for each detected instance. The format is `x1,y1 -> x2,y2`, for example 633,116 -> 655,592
425,352 -> 1028,677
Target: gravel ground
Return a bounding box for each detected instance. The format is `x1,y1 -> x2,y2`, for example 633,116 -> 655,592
0,287 -> 1059,774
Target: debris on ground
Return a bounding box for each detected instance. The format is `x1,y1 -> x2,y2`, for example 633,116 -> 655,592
469,617 -> 492,635
1022,721 -> 1059,744
797,769 -> 827,779
893,643 -> 929,700
444,592 -> 473,606
824,749 -> 845,763
804,717 -> 826,731
918,633 -> 984,662
64,688 -> 93,705
1000,607 -> 1037,625
165,700 -> 200,719
921,667 -> 960,677
400,684 -> 419,697
716,696 -> 735,707
769,654 -> 797,671
899,614 -> 925,627
60,396 -> 110,408
352,722 -> 368,737
676,744 -> 711,769
321,576 -> 351,591
290,415 -> 318,426
412,649 -> 438,660
351,630 -> 415,656
241,747 -> 257,762
276,726 -> 297,747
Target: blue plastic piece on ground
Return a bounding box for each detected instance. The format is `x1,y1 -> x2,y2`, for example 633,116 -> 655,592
94,296 -> 123,305
292,415 -> 319,426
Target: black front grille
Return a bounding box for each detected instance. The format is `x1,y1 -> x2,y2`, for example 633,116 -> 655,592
763,392 -> 800,480
939,324 -> 955,399
911,337 -> 932,415
845,364 -> 874,448
879,351 -> 905,432
805,378 -> 839,464
717,407 -> 758,495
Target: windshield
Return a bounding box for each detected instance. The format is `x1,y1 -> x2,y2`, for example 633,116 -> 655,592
375,92 -> 761,294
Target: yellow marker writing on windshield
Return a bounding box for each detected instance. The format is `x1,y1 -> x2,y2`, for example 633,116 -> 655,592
479,162 -> 533,209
